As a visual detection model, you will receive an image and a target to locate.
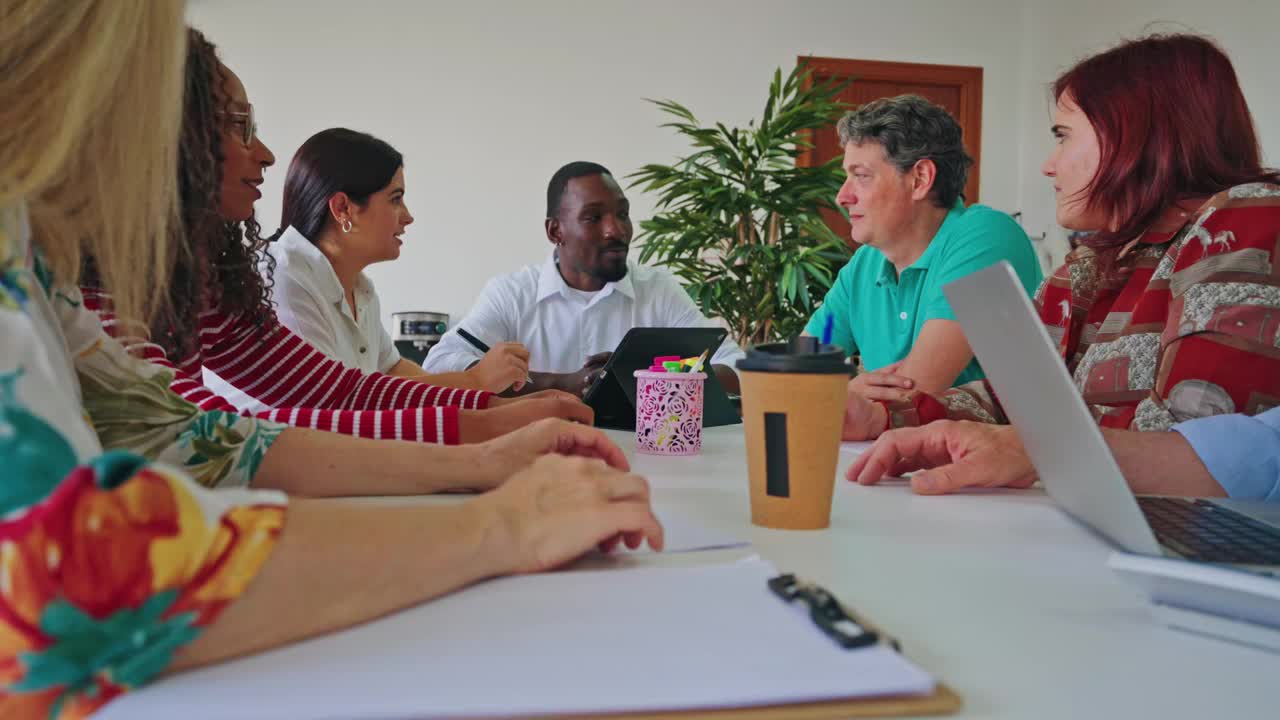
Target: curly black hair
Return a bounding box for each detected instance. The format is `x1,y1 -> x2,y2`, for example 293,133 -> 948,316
147,28 -> 276,361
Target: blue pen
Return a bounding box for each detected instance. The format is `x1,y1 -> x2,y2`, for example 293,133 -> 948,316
821,313 -> 834,346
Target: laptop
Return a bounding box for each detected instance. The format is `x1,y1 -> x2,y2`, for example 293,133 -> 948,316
944,261 -> 1280,569
583,327 -> 742,431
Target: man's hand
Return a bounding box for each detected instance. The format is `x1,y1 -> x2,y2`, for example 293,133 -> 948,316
842,389 -> 889,441
560,352 -> 613,398
847,361 -> 915,402
847,421 -> 1037,494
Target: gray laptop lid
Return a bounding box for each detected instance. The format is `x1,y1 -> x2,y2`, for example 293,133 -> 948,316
944,261 -> 1162,556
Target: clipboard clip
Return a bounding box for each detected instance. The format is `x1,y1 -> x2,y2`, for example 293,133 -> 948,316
768,573 -> 898,651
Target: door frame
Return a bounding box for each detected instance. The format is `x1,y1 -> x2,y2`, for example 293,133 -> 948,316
797,56 -> 984,202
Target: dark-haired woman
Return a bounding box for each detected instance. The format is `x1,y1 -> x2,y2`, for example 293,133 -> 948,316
841,33 -> 1280,443
254,128 -> 530,393
85,29 -> 586,451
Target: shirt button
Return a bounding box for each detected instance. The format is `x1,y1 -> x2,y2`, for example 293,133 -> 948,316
359,347 -> 367,354
899,312 -> 908,321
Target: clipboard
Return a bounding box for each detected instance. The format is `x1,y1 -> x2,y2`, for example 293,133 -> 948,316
567,573 -> 963,720
580,684 -> 962,719
97,559 -> 962,720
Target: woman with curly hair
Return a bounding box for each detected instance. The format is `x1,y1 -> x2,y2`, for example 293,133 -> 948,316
85,28 -> 587,452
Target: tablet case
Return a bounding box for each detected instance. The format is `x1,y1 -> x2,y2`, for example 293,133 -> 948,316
585,327 -> 742,430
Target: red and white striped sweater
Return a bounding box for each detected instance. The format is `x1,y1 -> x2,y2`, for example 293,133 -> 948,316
82,288 -> 491,444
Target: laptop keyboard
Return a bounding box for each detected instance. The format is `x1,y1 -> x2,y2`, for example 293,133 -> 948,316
1138,497 -> 1280,565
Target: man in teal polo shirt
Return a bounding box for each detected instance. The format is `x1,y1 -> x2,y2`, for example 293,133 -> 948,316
805,95 -> 1042,405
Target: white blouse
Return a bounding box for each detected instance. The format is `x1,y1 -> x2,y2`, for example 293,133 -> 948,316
267,226 -> 401,373
204,226 -> 401,412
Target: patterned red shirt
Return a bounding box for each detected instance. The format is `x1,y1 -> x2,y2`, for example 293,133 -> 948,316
883,183 -> 1280,431
83,289 -> 491,444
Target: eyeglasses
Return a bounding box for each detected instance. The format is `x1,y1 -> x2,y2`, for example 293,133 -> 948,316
217,104 -> 257,146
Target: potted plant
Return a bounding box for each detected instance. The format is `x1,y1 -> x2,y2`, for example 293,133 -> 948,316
628,65 -> 852,348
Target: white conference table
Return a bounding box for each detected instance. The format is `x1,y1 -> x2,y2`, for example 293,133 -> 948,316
607,425 -> 1274,719
104,424 -> 1276,720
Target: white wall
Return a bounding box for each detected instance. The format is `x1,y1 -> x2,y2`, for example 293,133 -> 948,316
188,0 -> 1279,331
188,0 -> 1027,329
1015,1 -> 1280,255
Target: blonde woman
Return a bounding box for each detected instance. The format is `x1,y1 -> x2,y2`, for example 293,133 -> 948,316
0,3 -> 662,717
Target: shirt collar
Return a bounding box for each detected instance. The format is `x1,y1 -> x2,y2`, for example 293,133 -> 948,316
275,226 -> 371,308
536,249 -> 636,304
875,200 -> 965,287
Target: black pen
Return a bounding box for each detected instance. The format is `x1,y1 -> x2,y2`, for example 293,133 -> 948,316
456,327 -> 491,353
456,327 -> 532,385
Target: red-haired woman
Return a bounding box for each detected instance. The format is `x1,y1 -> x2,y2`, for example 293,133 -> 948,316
841,33 -> 1280,446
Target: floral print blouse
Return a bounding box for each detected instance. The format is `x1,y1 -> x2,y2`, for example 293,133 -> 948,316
882,183 -> 1280,431
0,203 -> 286,719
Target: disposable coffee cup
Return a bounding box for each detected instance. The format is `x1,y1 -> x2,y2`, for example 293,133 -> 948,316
736,338 -> 850,530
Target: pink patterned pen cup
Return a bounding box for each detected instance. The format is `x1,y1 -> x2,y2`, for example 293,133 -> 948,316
633,370 -> 706,455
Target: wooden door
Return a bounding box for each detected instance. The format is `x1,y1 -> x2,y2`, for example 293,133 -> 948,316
798,57 -> 984,244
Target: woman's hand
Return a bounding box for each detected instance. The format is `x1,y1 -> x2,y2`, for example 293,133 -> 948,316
474,454 -> 664,573
470,418 -> 628,490
466,343 -> 531,392
464,393 -> 594,442
490,389 -> 582,406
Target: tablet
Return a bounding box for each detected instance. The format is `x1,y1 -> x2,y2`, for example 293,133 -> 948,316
584,327 -> 741,430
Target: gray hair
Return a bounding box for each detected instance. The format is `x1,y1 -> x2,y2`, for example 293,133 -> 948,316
836,94 -> 973,208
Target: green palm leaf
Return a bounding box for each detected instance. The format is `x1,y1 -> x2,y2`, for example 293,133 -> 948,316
628,65 -> 853,347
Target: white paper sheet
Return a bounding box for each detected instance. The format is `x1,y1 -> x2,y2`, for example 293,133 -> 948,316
841,440 -> 875,455
617,503 -> 748,554
101,558 -> 934,720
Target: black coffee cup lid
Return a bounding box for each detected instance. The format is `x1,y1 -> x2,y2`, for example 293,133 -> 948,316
736,339 -> 851,374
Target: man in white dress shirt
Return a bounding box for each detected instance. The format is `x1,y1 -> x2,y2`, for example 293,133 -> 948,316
425,161 -> 744,397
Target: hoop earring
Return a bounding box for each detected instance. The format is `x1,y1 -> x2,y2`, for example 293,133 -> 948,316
341,219 -> 353,233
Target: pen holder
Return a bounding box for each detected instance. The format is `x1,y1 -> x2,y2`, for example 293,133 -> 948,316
633,370 -> 706,456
